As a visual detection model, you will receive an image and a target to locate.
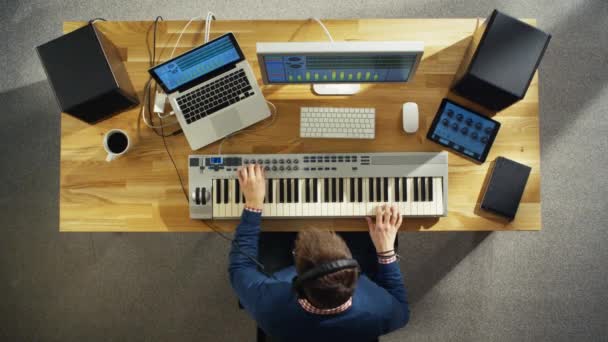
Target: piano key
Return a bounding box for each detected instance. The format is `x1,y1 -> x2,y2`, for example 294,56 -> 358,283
262,179 -> 271,215
388,177 -> 394,203
228,179 -> 236,216
395,177 -> 400,202
295,179 -> 300,203
423,178 -> 432,215
270,179 -> 278,217
368,178 -> 374,202
428,177 -> 433,202
322,178 -> 329,216
215,179 -> 221,204
339,178 -> 344,202
405,178 -> 413,216
305,179 -> 310,202
343,177 -> 352,216
435,177 -> 444,215
315,178 -> 322,216
313,178 -> 318,202
296,179 -> 303,216
365,178 -> 374,215
223,179 -> 229,204
289,179 -> 297,216
413,177 -> 419,202
277,179 -> 285,216
383,177 -> 389,202
268,178 -> 273,203
420,177 -> 426,202
402,177 -> 407,202
350,178 -> 355,202
375,177 -> 382,202
287,179 -> 292,203
235,179 -> 240,204
357,178 -> 363,203
331,178 -> 337,203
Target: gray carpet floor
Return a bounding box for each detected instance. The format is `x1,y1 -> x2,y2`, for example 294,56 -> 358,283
1,0 -> 607,341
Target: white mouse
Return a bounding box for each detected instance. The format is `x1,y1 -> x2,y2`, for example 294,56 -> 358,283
402,102 -> 419,133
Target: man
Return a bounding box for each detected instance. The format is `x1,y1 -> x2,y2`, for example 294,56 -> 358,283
229,164 -> 409,341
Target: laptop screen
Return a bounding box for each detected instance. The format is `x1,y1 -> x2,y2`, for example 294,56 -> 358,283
150,34 -> 243,93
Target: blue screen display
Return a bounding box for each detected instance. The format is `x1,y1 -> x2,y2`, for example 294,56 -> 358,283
429,101 -> 498,161
263,54 -> 417,83
152,35 -> 240,92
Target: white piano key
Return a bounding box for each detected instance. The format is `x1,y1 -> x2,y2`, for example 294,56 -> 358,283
262,179 -> 271,216
276,179 -> 284,217
217,179 -> 226,218
227,179 -> 234,217
405,178 -> 413,216
289,179 -> 296,217
343,177 -> 353,217
270,179 -> 278,217
321,178 -> 329,217
423,177 -> 432,216
388,177 -> 394,204
296,179 -> 303,217
435,177 -> 444,216
315,178 -> 323,216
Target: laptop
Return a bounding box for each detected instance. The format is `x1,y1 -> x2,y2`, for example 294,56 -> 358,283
149,33 -> 270,150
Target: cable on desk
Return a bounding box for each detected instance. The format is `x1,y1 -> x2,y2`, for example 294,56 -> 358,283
312,18 -> 334,42
88,18 -> 107,24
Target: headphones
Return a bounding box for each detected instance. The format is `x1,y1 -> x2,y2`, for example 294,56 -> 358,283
292,258 -> 360,297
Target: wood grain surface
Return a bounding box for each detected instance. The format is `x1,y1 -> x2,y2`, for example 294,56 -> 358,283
60,19 -> 542,232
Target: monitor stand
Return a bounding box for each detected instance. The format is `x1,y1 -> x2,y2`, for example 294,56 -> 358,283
312,84 -> 361,95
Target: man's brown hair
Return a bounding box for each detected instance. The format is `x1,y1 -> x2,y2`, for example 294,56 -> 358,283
294,230 -> 358,309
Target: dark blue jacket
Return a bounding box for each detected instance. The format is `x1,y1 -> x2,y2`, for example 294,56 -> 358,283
229,210 -> 409,341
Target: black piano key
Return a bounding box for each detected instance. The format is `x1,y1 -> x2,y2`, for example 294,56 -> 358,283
295,179 -> 299,203
215,179 -> 221,203
414,177 -> 419,202
339,178 -> 344,202
279,179 -> 285,203
395,178 -> 400,201
305,179 -> 310,203
331,178 -> 337,203
313,178 -> 318,202
358,178 -> 363,203
324,178 -> 329,203
428,177 -> 433,201
383,177 -> 389,202
350,178 -> 355,202
235,180 -> 240,204
376,177 -> 382,202
420,177 -> 426,202
224,179 -> 229,204
268,179 -> 273,203
287,179 -> 292,203
402,177 -> 407,202
368,178 -> 374,201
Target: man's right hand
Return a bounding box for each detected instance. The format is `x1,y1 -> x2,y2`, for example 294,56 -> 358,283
365,204 -> 403,253
237,164 -> 266,210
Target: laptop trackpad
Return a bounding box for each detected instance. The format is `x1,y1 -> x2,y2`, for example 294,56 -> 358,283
211,109 -> 242,137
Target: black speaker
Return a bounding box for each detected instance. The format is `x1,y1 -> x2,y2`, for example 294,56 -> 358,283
452,10 -> 551,111
36,23 -> 139,123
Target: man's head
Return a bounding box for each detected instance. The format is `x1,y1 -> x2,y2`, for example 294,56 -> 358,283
293,230 -> 359,309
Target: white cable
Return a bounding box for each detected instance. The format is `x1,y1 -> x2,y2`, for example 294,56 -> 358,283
205,12 -> 216,43
218,100 -> 278,155
169,15 -> 202,59
141,80 -> 179,129
312,18 -> 334,42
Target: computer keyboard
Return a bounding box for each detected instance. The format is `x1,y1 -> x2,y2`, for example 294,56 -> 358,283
176,69 -> 254,125
300,107 -> 375,139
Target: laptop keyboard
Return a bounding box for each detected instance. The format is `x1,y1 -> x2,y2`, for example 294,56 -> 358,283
176,69 -> 254,125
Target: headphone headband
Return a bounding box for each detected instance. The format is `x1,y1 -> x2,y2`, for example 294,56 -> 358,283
292,258 -> 360,295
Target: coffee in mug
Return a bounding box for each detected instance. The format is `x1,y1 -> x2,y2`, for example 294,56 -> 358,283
103,129 -> 130,161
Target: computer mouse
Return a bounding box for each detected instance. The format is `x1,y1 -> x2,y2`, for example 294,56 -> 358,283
402,102 -> 419,133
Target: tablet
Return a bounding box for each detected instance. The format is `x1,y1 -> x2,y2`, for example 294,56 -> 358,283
426,99 -> 500,163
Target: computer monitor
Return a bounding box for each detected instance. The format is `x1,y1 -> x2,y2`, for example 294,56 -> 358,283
256,41 -> 424,95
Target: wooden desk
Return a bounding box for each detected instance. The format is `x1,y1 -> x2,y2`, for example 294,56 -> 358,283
60,19 -> 541,232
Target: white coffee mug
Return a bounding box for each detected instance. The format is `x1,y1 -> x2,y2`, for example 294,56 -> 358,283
103,129 -> 130,162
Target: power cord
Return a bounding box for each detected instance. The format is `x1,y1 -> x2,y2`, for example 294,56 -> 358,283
312,18 -> 334,42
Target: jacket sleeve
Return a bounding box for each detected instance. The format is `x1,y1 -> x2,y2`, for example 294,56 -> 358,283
374,260 -> 410,332
228,210 -> 271,315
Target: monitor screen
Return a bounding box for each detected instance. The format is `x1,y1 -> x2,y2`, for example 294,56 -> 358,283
262,53 -> 418,83
150,34 -> 242,93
